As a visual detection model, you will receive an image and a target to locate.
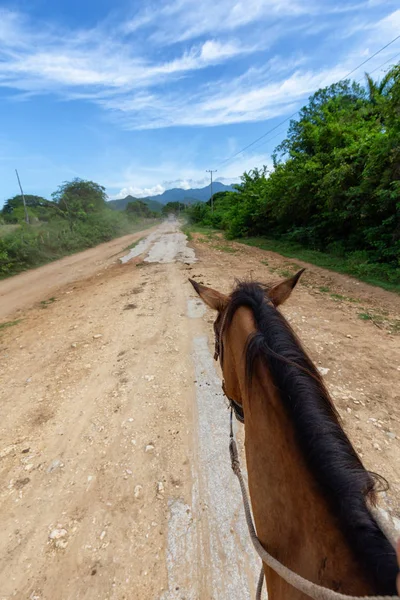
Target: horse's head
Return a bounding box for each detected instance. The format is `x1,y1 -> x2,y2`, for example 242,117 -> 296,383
189,269 -> 305,414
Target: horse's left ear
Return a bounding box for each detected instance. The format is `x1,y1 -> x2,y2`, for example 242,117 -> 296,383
189,279 -> 229,312
268,268 -> 305,307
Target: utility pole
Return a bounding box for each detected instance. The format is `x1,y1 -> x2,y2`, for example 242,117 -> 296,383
206,169 -> 217,213
15,169 -> 29,224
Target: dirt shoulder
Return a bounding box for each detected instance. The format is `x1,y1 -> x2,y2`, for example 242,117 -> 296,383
0,248 -> 196,599
0,224 -> 159,322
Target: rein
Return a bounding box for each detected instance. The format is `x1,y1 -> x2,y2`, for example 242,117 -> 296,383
214,308 -> 399,600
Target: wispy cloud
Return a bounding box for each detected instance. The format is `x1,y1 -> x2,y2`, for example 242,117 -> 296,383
0,3 -> 399,133
0,9 -> 259,94
99,62 -> 354,130
124,0 -> 318,44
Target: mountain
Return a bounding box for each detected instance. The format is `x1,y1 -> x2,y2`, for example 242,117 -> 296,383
107,183 -> 235,209
149,182 -> 235,204
107,195 -> 163,212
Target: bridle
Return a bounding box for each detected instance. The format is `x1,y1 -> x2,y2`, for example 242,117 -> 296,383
213,306 -> 245,424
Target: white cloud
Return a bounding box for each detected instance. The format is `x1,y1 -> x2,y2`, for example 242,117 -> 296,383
374,8 -> 400,36
110,184 -> 166,199
101,62 -> 351,130
127,0 -> 317,44
109,178 -> 205,200
107,152 -> 273,201
0,10 -> 259,95
0,3 -> 398,134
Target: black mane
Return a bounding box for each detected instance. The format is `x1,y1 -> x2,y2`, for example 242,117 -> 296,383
224,281 -> 398,596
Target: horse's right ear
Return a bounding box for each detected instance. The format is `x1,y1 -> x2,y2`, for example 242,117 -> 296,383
268,268 -> 305,307
189,279 -> 229,312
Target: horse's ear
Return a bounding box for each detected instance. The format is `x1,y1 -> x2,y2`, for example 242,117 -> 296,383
268,268 -> 305,307
189,279 -> 229,312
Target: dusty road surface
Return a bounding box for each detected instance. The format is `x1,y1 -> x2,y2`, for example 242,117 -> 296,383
0,220 -> 399,600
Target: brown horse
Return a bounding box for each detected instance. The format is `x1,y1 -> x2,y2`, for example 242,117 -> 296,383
189,271 -> 398,598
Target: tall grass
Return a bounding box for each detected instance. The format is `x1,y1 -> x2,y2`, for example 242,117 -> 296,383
0,211 -> 156,278
242,237 -> 400,293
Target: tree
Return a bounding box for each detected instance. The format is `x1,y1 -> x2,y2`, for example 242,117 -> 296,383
52,178 -> 107,230
161,202 -> 185,216
125,200 -> 154,219
365,70 -> 393,105
2,195 -> 58,223
188,67 -> 399,274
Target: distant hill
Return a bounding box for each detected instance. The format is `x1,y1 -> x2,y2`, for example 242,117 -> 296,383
150,182 -> 235,204
107,195 -> 163,212
107,183 -> 235,210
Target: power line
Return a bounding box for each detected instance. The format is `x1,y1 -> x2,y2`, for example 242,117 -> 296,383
216,33 -> 400,168
216,114 -> 295,167
359,49 -> 400,78
342,34 -> 400,80
243,126 -> 289,156
247,50 -> 400,157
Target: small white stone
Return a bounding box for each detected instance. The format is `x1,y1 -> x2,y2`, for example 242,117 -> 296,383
134,485 -> 142,499
145,444 -> 155,453
49,528 -> 67,540
93,334 -> 103,339
317,367 -> 330,376
47,459 -> 64,473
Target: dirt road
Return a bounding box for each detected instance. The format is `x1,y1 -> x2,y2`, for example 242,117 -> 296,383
0,221 -> 399,600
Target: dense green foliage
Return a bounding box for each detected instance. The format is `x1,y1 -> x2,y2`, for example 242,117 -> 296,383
2,194 -> 62,223
188,68 -> 400,285
52,179 -> 107,230
0,178 -> 157,277
162,201 -> 186,215
126,199 -> 157,219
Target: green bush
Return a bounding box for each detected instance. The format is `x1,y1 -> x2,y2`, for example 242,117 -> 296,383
0,210 -> 149,277
0,178 -> 160,278
190,68 -> 400,286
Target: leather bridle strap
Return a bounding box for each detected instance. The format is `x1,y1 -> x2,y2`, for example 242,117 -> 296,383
215,308 -> 245,424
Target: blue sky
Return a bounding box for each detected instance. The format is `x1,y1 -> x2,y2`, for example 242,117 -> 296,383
0,0 -> 399,205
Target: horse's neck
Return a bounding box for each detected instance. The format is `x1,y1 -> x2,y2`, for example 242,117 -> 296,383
227,308 -> 373,599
